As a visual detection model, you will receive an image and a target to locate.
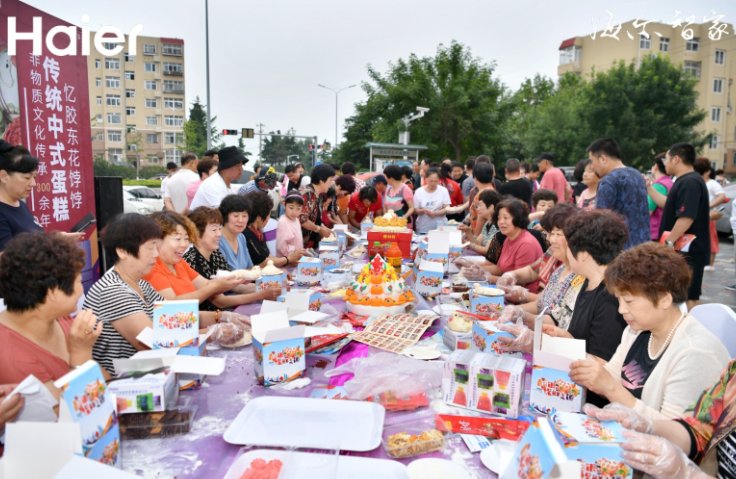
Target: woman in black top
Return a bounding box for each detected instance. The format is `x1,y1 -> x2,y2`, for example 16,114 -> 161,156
243,191 -> 304,268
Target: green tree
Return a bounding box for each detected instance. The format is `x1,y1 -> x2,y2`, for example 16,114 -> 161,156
260,130 -> 311,169
341,41 -> 507,166
584,56 -> 707,169
183,97 -> 221,156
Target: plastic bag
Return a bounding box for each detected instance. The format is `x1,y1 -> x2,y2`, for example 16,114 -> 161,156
498,305 -> 525,324
208,322 -> 250,348
324,352 -> 442,400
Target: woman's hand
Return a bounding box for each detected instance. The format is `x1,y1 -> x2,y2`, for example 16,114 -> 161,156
496,323 -> 534,353
570,358 -> 618,396
621,431 -> 707,479
213,275 -> 243,293
0,384 -> 24,429
287,249 -> 305,265
504,286 -> 529,304
319,226 -> 332,238
541,323 -> 573,338
259,285 -> 282,301
68,309 -> 103,364
583,403 -> 653,434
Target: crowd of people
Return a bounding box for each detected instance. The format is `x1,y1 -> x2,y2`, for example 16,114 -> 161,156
0,136 -> 733,478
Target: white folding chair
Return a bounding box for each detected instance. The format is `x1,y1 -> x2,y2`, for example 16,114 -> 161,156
690,303 -> 736,358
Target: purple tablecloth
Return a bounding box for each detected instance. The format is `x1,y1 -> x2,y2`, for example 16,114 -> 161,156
121,279 -> 498,478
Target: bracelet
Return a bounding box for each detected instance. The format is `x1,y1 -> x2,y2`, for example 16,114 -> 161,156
283,256 -> 289,266
215,309 -> 221,323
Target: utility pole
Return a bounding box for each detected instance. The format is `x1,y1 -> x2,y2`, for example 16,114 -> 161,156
256,122 -> 265,161
205,0 -> 212,149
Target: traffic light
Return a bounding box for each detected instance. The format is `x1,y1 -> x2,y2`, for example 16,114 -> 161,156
242,128 -> 255,138
222,129 -> 238,135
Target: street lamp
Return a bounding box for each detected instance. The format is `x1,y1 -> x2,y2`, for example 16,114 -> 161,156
317,83 -> 357,149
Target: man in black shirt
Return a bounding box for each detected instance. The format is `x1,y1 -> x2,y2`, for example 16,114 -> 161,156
650,143 -> 710,309
498,158 -> 533,206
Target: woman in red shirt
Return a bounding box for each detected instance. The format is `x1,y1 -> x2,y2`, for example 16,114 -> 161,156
348,186 -> 383,228
440,163 -> 465,222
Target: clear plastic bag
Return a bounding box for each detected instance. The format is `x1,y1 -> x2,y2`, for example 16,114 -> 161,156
324,352 -> 442,400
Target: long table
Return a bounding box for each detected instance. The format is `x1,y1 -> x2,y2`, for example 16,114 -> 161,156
121,277 -> 505,478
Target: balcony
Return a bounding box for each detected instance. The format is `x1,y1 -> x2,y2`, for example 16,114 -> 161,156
163,70 -> 183,76
163,87 -> 184,94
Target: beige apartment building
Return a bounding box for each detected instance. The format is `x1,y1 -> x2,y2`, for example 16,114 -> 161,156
87,35 -> 186,168
558,20 -> 736,173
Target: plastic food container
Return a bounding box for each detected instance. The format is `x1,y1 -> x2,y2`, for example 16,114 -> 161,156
382,411 -> 445,459
119,396 -> 197,439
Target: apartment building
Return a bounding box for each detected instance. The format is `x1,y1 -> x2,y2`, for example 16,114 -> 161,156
87,35 -> 186,168
558,20 -> 736,173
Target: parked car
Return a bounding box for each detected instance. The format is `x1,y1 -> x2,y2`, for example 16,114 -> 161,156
123,190 -> 154,215
123,185 -> 164,212
715,183 -> 736,235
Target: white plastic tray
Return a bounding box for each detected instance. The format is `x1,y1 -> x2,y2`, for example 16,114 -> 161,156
223,397 -> 385,452
223,449 -> 408,479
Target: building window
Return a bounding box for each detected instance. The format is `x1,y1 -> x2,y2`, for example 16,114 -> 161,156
686,37 -> 699,52
105,58 -> 120,70
145,80 -> 157,91
96,96 -> 102,105
125,71 -> 135,80
107,113 -> 122,124
659,38 -> 669,52
96,114 -> 102,123
128,143 -> 138,152
101,42 -> 119,51
712,107 -> 721,122
105,76 -> 120,88
124,52 -> 135,62
107,130 -> 122,142
162,43 -> 183,56
714,78 -> 724,94
126,106 -> 136,116
715,49 -> 725,65
125,89 -> 135,98
126,125 -> 136,133
163,62 -> 183,75
145,98 -> 158,108
164,97 -> 184,109
95,77 -> 101,87
710,135 -> 719,149
144,62 -> 158,73
639,34 -> 650,49
147,133 -> 159,144
146,116 -> 158,126
558,46 -> 581,66
164,115 -> 184,127
95,59 -> 101,68
106,95 -> 121,107
143,44 -> 156,55
165,149 -> 181,161
683,61 -> 701,78
165,132 -> 183,144
108,148 -> 124,162
163,80 -> 184,93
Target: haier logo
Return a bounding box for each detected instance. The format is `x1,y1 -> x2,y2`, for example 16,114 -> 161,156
7,15 -> 143,56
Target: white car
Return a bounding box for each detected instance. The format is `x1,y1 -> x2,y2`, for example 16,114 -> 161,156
123,190 -> 154,215
123,185 -> 164,213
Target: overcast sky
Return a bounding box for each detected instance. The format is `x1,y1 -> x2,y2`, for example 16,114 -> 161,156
22,0 -> 736,156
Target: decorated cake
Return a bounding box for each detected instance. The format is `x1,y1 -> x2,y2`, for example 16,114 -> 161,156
345,255 -> 414,316
371,210 -> 411,232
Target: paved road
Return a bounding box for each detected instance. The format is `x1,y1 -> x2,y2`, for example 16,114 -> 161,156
702,236 -> 736,310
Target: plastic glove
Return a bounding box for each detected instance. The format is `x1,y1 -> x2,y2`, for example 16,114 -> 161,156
496,322 -> 534,353
498,305 -> 525,324
496,273 -> 516,291
504,286 -> 529,304
453,257 -> 472,268
582,402 -> 653,434
220,311 -> 251,328
460,265 -> 486,281
621,430 -> 708,479
208,322 -> 248,347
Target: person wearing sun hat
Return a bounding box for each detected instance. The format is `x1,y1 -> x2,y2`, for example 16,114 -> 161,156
238,166 -> 279,197
190,146 -> 248,209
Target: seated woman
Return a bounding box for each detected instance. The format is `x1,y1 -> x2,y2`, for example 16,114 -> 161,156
244,191 -> 304,267
517,203 -> 584,330
184,206 -> 279,311
570,243 -> 729,420
218,194 -> 255,270
585,360 -> 736,478
0,232 -> 102,392
143,211 -> 256,312
461,198 -> 544,292
464,189 -> 501,255
348,186 -> 383,229
382,164 -> 415,226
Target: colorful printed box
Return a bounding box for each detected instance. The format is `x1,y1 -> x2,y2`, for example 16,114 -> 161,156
251,310 -> 307,386
54,360 -> 121,467
318,245 -> 340,272
469,288 -> 505,318
530,315 -> 587,414
295,256 -> 323,286
256,270 -> 288,291
442,326 -> 473,351
501,413 -> 632,479
415,260 -> 444,296
107,368 -> 179,415
469,354 -> 525,418
471,320 -> 521,358
442,349 -> 476,408
284,289 -> 322,314
152,300 -> 199,349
